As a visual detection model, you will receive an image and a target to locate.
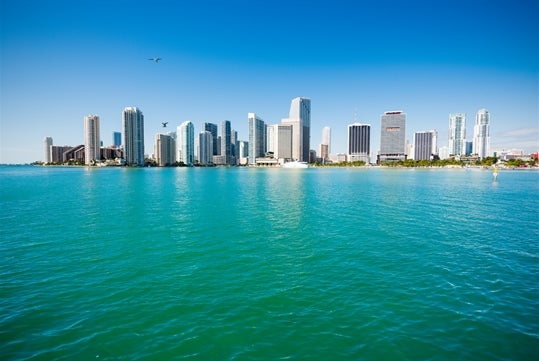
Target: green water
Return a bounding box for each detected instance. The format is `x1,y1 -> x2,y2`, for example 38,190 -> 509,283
1,166 -> 538,360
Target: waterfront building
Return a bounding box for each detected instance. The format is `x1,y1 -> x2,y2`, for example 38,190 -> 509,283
379,111 -> 406,162
273,124 -> 293,161
348,123 -> 370,163
449,113 -> 466,156
282,97 -> 311,162
204,122 -> 219,155
155,133 -> 176,166
43,137 -> 53,163
239,140 -> 249,165
84,114 -> 101,165
198,130 -> 213,165
320,126 -> 331,161
414,130 -> 437,161
231,129 -> 238,165
122,107 -> 145,166
266,124 -> 275,153
466,141 -> 473,156
473,108 -> 490,159
177,121 -> 195,166
248,113 -> 265,165
113,132 -> 121,147
221,120 -> 232,165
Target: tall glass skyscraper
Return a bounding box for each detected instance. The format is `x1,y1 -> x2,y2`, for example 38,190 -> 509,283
449,113 -> 466,156
113,132 -> 121,147
282,97 -> 311,162
473,109 -> 490,159
122,107 -> 145,166
379,111 -> 406,162
221,120 -> 232,165
84,114 -> 100,165
177,121 -> 195,166
248,113 -> 265,165
348,123 -> 370,163
204,122 -> 218,156
198,130 -> 213,165
155,133 -> 176,166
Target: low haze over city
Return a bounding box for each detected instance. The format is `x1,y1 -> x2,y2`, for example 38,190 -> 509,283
1,0 -> 537,164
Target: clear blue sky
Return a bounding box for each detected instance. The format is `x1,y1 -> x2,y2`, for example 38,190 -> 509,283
1,0 -> 537,163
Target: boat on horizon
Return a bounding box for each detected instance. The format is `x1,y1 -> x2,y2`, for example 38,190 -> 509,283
282,161 -> 309,169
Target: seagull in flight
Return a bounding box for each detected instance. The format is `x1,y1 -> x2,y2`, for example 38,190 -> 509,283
162,122 -> 168,128
149,57 -> 162,63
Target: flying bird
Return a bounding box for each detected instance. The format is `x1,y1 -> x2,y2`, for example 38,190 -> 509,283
162,122 -> 168,127
149,57 -> 162,63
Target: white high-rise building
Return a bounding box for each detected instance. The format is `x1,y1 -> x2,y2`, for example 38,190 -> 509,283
248,113 -> 265,165
473,109 -> 490,159
84,114 -> 100,165
122,107 -> 145,166
177,121 -> 195,166
282,97 -> 311,162
449,113 -> 466,156
348,123 -> 370,163
320,126 -> 331,161
43,137 -> 53,163
198,130 -> 213,165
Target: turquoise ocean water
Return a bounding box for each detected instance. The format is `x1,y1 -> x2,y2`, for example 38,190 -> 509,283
1,166 -> 538,360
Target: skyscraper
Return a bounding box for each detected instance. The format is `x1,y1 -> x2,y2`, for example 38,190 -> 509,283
177,121 -> 195,166
221,120 -> 232,165
198,130 -> 213,165
113,132 -> 121,147
204,122 -> 218,155
273,124 -> 293,160
84,114 -> 100,165
414,130 -> 437,161
155,133 -> 176,166
473,109 -> 490,159
122,107 -> 145,166
320,126 -> 331,160
43,137 -> 53,163
248,113 -> 265,165
348,123 -> 370,163
379,111 -> 406,162
282,97 -> 311,162
449,113 -> 466,156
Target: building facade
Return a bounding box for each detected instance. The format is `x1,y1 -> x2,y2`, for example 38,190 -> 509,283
177,121 -> 195,166
248,113 -> 265,165
204,122 -> 218,156
221,120 -> 232,165
43,137 -> 53,163
320,126 -> 331,161
414,130 -> 437,161
122,107 -> 145,166
379,111 -> 406,162
348,123 -> 370,163
113,131 -> 121,147
155,133 -> 176,166
449,113 -> 466,156
274,124 -> 293,161
84,114 -> 101,165
282,97 -> 311,162
473,108 -> 490,159
198,130 -> 213,165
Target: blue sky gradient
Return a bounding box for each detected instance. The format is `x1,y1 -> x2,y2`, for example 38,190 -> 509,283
1,0 -> 537,163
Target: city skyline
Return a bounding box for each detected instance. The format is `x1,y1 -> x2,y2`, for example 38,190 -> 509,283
1,0 -> 537,164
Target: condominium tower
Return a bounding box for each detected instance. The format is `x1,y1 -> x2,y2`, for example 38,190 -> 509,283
320,126 -> 331,161
414,130 -> 438,161
204,122 -> 219,155
473,109 -> 490,159
198,131 -> 213,165
449,113 -> 466,156
348,123 -> 370,163
43,137 -> 53,163
122,107 -> 145,166
84,114 -> 100,165
177,121 -> 195,166
248,113 -> 265,165
155,133 -> 176,166
221,120 -> 232,165
379,111 -> 406,162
